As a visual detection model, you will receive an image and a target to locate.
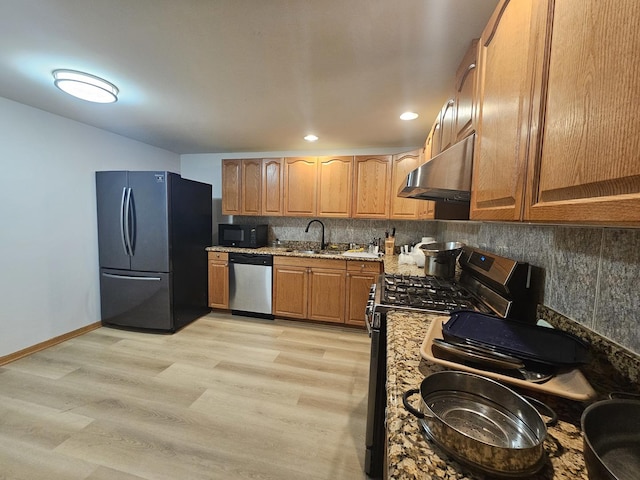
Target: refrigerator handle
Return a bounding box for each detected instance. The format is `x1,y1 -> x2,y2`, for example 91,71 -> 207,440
120,187 -> 130,256
124,187 -> 134,256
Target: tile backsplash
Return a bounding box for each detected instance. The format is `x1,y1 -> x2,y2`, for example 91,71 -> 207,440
236,216 -> 640,356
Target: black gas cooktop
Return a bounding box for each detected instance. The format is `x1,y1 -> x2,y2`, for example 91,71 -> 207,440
381,274 -> 478,312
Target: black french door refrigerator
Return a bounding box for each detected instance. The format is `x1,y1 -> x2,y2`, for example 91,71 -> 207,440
96,171 -> 212,332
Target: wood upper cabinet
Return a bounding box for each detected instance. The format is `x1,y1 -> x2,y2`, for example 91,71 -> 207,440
455,39 -> 479,142
352,155 -> 392,219
389,150 -> 421,219
345,261 -> 382,327
221,159 -> 262,215
221,160 -> 242,215
439,98 -> 456,152
524,0 -> 640,223
423,127 -> 434,162
262,158 -> 284,216
241,159 -> 262,215
430,115 -> 443,158
317,156 -> 353,217
283,157 -> 318,217
470,0 -> 545,221
208,252 -> 229,309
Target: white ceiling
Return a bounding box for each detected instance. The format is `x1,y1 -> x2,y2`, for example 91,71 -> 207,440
0,0 -> 499,154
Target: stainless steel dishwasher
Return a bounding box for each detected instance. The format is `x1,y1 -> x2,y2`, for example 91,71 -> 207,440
228,253 -> 273,319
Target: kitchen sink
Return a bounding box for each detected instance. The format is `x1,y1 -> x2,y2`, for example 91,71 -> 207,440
342,251 -> 380,259
294,249 -> 339,255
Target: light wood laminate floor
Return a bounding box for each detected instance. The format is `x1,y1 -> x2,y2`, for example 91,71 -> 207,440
0,312 -> 372,480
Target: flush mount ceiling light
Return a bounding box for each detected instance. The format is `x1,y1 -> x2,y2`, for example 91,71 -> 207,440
304,134 -> 319,142
52,69 -> 119,103
400,111 -> 419,121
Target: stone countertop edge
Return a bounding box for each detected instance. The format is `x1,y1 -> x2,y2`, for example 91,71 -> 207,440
206,246 -> 425,274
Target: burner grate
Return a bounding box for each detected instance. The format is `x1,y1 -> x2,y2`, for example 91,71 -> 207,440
382,274 -> 477,313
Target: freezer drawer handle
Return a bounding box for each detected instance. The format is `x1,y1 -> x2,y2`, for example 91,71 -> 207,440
102,273 -> 161,281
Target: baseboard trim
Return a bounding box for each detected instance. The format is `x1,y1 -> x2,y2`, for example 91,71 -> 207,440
0,321 -> 102,366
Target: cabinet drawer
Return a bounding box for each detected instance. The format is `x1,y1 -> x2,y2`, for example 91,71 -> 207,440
347,260 -> 383,274
208,251 -> 229,262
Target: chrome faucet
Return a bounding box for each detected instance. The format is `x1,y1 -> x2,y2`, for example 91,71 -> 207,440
305,219 -> 326,250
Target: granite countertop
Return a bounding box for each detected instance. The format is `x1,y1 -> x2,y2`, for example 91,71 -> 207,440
206,244 -> 384,263
386,310 -> 590,480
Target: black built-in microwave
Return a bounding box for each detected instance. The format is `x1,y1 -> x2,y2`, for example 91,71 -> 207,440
218,224 -> 268,248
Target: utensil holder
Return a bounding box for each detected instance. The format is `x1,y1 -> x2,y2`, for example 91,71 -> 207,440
385,238 -> 395,256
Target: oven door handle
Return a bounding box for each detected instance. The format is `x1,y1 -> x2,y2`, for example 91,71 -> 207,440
365,316 -> 372,337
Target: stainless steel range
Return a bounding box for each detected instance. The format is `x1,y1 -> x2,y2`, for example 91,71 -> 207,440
364,245 -> 533,479
379,274 -> 483,312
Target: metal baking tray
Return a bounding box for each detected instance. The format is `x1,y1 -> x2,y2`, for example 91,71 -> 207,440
442,310 -> 590,366
421,317 -> 596,401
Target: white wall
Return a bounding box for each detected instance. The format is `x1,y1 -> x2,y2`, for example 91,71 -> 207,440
0,97 -> 181,357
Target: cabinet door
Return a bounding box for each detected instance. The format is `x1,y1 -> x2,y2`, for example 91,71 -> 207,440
208,252 -> 229,309
308,268 -> 345,323
352,155 -> 392,219
345,262 -> 381,327
455,39 -> 479,142
423,130 -> 433,162
273,265 -> 308,318
241,159 -> 262,215
389,150 -> 421,219
419,200 -> 435,220
261,158 -> 284,216
439,98 -> 456,152
221,160 -> 242,215
430,115 -> 443,158
284,157 -> 317,217
317,156 -> 353,217
471,0 -> 543,220
525,0 -> 640,222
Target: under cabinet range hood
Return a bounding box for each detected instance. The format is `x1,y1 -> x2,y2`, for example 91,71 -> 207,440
398,133 -> 475,203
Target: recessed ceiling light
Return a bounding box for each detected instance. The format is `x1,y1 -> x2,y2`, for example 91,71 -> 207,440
400,111 -> 419,121
52,69 -> 119,103
304,134 -> 319,142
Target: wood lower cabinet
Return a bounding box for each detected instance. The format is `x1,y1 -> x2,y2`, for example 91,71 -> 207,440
208,252 -> 229,309
308,266 -> 346,324
345,261 -> 383,327
273,256 -> 352,324
273,260 -> 308,319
